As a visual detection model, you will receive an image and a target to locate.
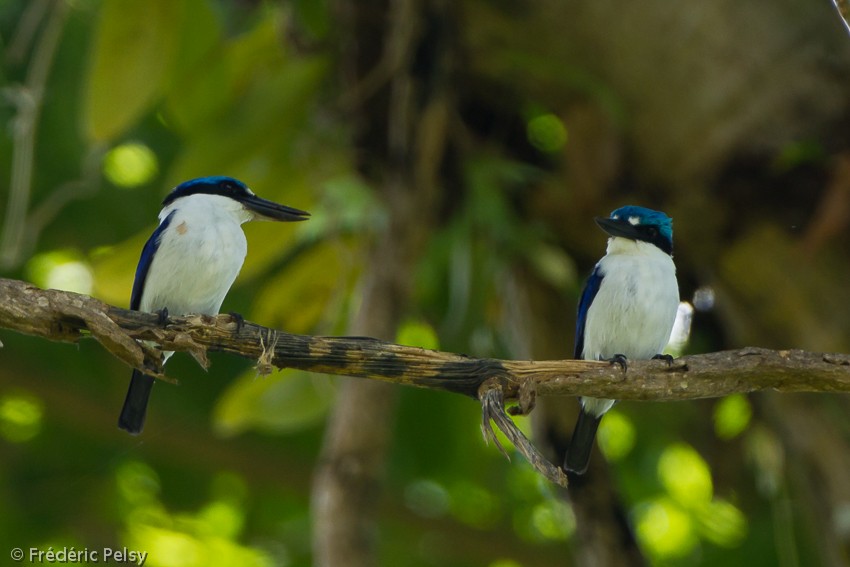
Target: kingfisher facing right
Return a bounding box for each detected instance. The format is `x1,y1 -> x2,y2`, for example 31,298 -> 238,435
118,176 -> 309,435
564,205 -> 680,475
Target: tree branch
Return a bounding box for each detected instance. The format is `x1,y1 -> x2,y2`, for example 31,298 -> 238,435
4,277 -> 850,401
5,276 -> 850,487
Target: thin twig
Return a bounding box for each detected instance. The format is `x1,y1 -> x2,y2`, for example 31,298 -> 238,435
23,145 -> 106,258
1,0 -> 70,269
5,0 -> 51,64
479,377 -> 569,487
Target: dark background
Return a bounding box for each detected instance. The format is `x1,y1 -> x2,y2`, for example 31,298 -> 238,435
2,0 -> 850,565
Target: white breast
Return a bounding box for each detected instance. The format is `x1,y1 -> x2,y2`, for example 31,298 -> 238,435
139,195 -> 249,316
582,239 -> 679,361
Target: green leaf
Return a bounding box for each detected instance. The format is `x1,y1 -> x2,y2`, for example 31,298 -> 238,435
167,55 -> 328,182
248,237 -> 361,333
213,370 -> 335,437
83,0 -> 184,141
163,0 -> 228,133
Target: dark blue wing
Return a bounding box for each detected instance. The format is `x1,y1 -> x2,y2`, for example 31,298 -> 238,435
574,264 -> 604,359
130,211 -> 175,310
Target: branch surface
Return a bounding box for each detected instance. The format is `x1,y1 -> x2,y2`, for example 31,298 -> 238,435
3,277 -> 850,402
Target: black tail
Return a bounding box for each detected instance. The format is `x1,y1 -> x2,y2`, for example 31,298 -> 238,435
564,410 -> 602,475
118,370 -> 155,435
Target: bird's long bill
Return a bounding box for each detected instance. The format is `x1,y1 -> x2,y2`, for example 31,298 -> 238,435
243,195 -> 310,222
595,216 -> 644,240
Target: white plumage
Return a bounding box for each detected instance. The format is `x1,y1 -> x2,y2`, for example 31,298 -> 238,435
580,237 -> 679,417
118,176 -> 309,435
139,194 -> 251,316
565,204 -> 679,475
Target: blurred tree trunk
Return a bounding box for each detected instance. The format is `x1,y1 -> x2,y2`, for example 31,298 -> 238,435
466,0 -> 850,565
311,0 -> 456,565
313,0 -> 850,563
759,393 -> 850,566
520,269 -> 645,566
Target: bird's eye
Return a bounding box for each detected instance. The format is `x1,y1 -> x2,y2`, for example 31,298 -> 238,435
647,227 -> 658,237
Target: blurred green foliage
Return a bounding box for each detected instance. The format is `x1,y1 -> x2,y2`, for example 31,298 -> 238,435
0,1 -> 816,566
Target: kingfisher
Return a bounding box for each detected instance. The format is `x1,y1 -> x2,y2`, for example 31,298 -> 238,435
564,205 -> 679,474
118,176 -> 309,434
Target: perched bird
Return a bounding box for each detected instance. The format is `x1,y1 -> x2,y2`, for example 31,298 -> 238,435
119,176 -> 309,434
564,205 -> 679,474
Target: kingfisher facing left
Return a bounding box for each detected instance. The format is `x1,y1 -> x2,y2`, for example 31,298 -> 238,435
119,176 -> 309,435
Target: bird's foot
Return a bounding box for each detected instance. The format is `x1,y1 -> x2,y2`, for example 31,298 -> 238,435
652,353 -> 675,366
156,307 -> 169,326
228,311 -> 245,332
508,379 -> 537,416
607,353 -> 628,371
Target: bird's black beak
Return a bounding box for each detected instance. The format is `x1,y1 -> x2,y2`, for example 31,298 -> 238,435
595,216 -> 643,240
242,195 -> 310,222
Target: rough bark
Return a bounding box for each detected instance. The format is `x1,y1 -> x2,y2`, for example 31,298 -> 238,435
8,274 -> 850,493
4,278 -> 850,402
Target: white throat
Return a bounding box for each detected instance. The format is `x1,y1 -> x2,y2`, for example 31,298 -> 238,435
160,193 -> 253,225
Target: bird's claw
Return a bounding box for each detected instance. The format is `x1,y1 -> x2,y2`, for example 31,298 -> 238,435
156,307 -> 169,326
608,353 -> 628,371
652,353 -> 674,366
228,312 -> 245,332
508,379 -> 537,416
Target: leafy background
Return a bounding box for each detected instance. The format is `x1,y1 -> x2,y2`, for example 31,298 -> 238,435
2,0 -> 850,565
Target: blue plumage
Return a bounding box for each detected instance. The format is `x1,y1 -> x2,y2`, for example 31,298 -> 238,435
565,205 -> 679,474
574,266 -> 603,360
609,205 -> 673,242
130,211 -> 175,311
161,176 -> 253,207
118,176 -> 308,435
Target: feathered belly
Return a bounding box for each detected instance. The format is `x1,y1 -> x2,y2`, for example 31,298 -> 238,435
139,224 -> 247,315
582,273 -> 678,360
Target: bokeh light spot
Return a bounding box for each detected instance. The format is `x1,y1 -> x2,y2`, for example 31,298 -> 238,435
116,460 -> 161,506
635,497 -> 698,559
692,285 -> 716,311
197,500 -> 245,539
657,443 -> 713,507
0,392 -> 44,443
746,425 -> 784,497
597,409 -> 636,462
133,525 -> 203,566
714,394 -> 752,439
527,114 -> 567,153
529,500 -> 574,540
25,250 -> 94,294
405,479 -> 450,519
103,142 -> 159,188
396,319 -> 440,350
695,498 -> 748,547
450,481 -> 501,528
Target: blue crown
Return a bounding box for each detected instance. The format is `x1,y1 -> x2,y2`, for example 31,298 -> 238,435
609,205 -> 673,242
